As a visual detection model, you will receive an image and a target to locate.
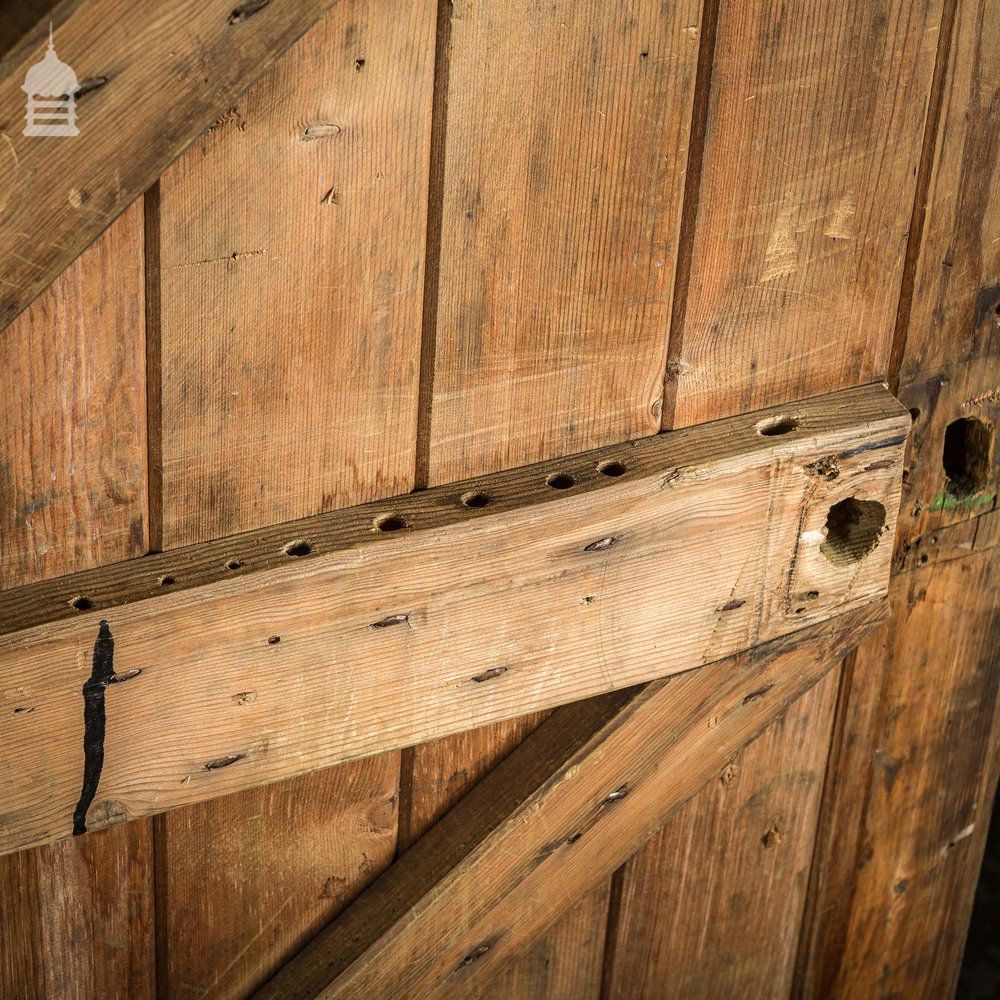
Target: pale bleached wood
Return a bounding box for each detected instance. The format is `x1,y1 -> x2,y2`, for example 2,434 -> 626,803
0,0 -> 343,333
254,601 -> 888,1000
0,385 -> 907,857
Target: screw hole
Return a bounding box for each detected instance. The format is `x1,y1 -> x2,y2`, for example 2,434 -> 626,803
374,514 -> 408,532
70,596 -> 92,611
282,540 -> 311,557
820,498 -> 887,566
546,473 -> 576,490
158,576 -> 176,586
597,460 -> 627,477
943,417 -> 993,498
461,492 -> 493,508
756,415 -> 799,436
225,559 -> 243,571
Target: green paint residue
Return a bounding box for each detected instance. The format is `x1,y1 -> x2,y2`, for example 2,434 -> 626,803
928,489 -> 997,513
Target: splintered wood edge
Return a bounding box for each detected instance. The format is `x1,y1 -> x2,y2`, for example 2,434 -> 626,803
0,383 -> 908,637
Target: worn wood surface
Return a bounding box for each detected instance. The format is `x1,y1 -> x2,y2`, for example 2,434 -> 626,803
602,668 -> 839,999
0,387 -> 906,857
663,0 -> 944,428
0,0 -> 344,333
256,602 -> 887,1000
796,1 -> 1000,994
405,0 -> 704,978
148,4 -> 436,995
0,207 -> 152,997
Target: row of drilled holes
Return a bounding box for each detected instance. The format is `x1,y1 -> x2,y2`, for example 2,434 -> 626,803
66,458 -> 639,612
69,418 -> 807,611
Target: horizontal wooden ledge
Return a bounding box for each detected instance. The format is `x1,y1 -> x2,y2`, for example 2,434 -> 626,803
0,384 -> 908,856
256,600 -> 890,1000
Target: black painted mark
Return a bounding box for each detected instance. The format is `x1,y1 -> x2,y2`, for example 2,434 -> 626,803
73,621 -> 132,836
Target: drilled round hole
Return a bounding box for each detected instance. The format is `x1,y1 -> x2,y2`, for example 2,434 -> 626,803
461,492 -> 493,508
283,540 -> 311,557
225,559 -> 243,571
546,473 -> 576,490
267,635 -> 281,645
374,514 -> 408,532
943,417 -> 993,498
756,415 -> 799,436
70,596 -> 92,611
158,575 -> 176,587
597,460 -> 627,477
820,498 -> 887,567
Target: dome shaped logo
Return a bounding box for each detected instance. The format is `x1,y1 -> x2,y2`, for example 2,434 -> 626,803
22,24 -> 80,137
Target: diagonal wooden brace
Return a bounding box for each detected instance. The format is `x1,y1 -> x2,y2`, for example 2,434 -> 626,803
255,600 -> 889,1000
0,385 -> 908,856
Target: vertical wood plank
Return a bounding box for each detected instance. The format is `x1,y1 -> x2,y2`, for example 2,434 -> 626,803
0,206 -> 153,998
796,554 -> 1000,998
415,2 -> 703,991
796,1 -> 1000,994
664,0 -> 944,428
426,0 -> 702,483
153,3 -> 435,996
601,667 -> 840,999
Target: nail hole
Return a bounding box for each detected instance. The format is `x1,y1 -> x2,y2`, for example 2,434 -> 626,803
943,417 -> 993,498
70,596 -> 92,611
267,635 -> 281,645
546,473 -> 576,490
597,460 -> 627,477
374,514 -> 408,532
756,415 -> 799,436
225,559 -> 243,570
461,492 -> 493,508
355,56 -> 366,70
283,540 -> 311,557
158,575 -> 176,586
820,498 -> 887,566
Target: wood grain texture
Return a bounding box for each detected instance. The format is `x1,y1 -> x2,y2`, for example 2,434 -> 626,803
157,764 -> 398,1000
663,0 -> 944,428
602,667 -> 839,1000
795,553 -> 1000,999
427,0 -> 701,480
796,3 -> 1000,994
150,4 -> 436,996
0,387 -> 907,857
255,601 -> 887,1000
0,207 -> 152,998
0,0 -> 343,332
414,1 -> 703,977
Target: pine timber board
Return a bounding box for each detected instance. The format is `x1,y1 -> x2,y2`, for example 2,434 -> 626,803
149,3 -> 437,992
662,0 -> 944,429
603,669 -> 841,1000
410,0 -> 704,981
0,0 -> 345,333
0,384 -> 907,857
256,600 -> 888,1000
795,0 -> 1000,993
0,206 -> 153,997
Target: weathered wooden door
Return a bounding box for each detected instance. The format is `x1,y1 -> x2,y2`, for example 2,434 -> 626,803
1,0 -> 997,997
